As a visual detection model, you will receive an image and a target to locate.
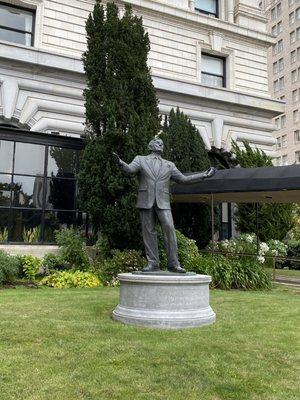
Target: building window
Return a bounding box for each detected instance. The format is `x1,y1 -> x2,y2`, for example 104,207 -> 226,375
295,151 -> 300,164
195,0 -> 218,17
0,130 -> 85,243
292,89 -> 299,103
293,109 -> 299,123
201,53 -> 225,88
282,135 -> 287,147
291,49 -> 297,63
276,137 -> 282,150
289,0 -> 295,7
271,7 -> 276,20
290,30 -> 296,44
278,58 -> 284,71
281,115 -> 286,128
279,76 -> 284,90
296,7 -> 300,20
273,39 -> 283,55
294,129 -> 300,143
289,11 -> 295,24
0,3 -> 35,46
274,79 -> 279,92
297,27 -> 300,40
282,155 -> 288,166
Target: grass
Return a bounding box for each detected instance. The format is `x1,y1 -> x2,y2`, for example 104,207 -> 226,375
274,269 -> 300,278
0,286 -> 299,400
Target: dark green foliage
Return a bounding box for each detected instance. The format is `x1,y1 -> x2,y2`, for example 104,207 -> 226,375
0,251 -> 19,284
55,228 -> 89,270
78,1 -> 160,250
159,229 -> 201,270
42,253 -> 68,273
95,250 -> 146,286
160,108 -> 213,248
283,240 -> 300,270
191,254 -> 271,290
232,140 -> 293,241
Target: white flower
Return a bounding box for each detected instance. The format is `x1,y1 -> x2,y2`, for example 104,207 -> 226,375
259,242 -> 269,253
257,255 -> 265,263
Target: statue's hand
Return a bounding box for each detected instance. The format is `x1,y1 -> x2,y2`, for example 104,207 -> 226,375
112,152 -> 121,165
204,167 -> 217,179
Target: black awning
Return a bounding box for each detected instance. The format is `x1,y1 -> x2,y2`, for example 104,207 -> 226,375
172,165 -> 300,204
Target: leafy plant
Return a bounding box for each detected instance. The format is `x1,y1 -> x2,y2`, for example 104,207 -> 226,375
0,251 -> 20,284
192,254 -> 271,290
23,227 -> 40,243
159,229 -> 201,270
95,250 -> 146,286
22,255 -> 42,280
78,1 -> 160,251
0,227 -> 8,242
40,270 -> 101,289
283,240 -> 300,270
160,108 -> 213,248
55,228 -> 89,269
42,253 -> 68,274
231,140 -> 294,241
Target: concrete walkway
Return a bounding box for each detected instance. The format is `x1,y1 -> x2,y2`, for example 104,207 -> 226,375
275,275 -> 300,290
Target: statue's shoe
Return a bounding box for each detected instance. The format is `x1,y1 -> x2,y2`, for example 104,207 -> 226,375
168,265 -> 186,273
142,265 -> 161,272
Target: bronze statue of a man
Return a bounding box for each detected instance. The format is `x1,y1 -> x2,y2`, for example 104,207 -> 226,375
114,138 -> 216,273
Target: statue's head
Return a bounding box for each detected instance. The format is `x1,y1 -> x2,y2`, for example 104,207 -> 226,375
148,138 -> 164,154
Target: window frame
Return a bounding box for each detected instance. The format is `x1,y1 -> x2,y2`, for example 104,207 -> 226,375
0,127 -> 84,244
0,1 -> 36,47
201,52 -> 226,88
195,0 -> 219,18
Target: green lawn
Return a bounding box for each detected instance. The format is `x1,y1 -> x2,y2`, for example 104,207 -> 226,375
274,269 -> 300,279
0,286 -> 299,400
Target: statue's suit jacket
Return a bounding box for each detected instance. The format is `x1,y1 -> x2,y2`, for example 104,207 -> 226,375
121,154 -> 205,210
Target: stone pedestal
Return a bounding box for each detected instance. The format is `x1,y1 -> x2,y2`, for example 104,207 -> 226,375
113,272 -> 216,329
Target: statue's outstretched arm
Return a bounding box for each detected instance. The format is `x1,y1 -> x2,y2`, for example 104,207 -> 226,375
113,153 -> 140,174
171,166 -> 216,184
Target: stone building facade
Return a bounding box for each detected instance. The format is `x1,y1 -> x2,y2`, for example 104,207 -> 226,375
0,0 -> 284,243
263,0 -> 300,165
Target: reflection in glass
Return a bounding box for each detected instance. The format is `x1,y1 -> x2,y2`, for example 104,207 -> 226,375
14,142 -> 45,175
44,211 -> 75,242
11,210 -> 42,242
0,209 -> 10,242
0,28 -> 32,46
0,140 -> 14,173
46,178 -> 76,210
47,147 -> 78,178
0,174 -> 12,206
12,175 -> 44,208
0,4 -> 33,31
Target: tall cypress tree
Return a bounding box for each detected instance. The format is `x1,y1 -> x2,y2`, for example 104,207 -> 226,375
232,140 -> 294,241
78,1 -> 160,249
161,108 -> 213,248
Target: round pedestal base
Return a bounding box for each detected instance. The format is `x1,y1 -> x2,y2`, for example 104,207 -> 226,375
113,273 -> 216,329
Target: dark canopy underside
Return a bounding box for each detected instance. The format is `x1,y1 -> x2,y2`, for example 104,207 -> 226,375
172,165 -> 300,204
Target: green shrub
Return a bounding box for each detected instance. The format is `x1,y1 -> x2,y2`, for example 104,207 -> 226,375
159,230 -> 201,270
55,228 -> 89,269
192,254 -> 271,290
23,227 -> 40,243
42,253 -> 68,273
96,250 -> 146,286
22,255 -> 42,280
40,270 -> 101,289
284,240 -> 300,270
0,251 -> 19,284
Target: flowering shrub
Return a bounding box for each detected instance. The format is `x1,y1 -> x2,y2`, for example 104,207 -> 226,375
40,270 -> 101,288
208,233 -> 287,265
192,254 -> 271,290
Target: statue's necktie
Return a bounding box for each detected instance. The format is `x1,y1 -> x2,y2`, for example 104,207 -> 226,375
153,157 -> 160,176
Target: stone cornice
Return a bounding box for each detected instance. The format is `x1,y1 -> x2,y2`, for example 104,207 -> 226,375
116,0 -> 275,46
0,42 -> 284,118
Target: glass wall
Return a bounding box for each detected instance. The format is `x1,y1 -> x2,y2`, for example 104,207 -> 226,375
0,135 -> 85,243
